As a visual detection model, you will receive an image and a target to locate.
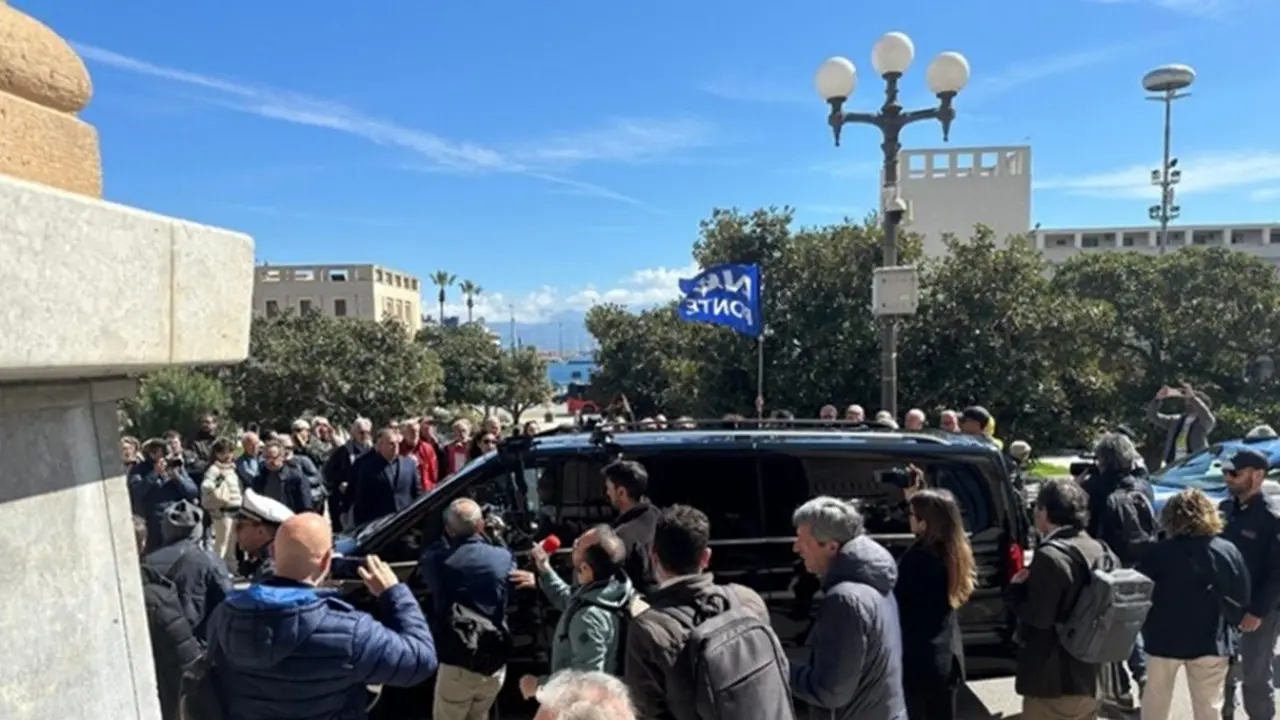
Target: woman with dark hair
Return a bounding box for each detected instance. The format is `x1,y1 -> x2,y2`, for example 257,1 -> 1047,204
896,473 -> 977,720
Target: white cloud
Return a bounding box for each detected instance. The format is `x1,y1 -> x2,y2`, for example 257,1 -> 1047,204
1249,187 -> 1280,203
1034,151 -> 1280,200
430,263 -> 700,324
74,44 -> 714,206
1084,0 -> 1231,17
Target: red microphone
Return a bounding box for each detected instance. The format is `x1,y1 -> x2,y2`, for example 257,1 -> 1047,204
540,535 -> 562,554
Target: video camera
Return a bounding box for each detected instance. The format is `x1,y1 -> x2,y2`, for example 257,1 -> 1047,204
1070,454 -> 1096,479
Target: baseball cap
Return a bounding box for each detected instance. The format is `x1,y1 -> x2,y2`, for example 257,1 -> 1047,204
960,406 -> 992,426
1223,448 -> 1269,473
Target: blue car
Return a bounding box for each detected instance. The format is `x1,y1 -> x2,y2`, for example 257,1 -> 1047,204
1149,437 -> 1280,517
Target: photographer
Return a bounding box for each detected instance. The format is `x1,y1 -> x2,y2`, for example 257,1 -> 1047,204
127,438 -> 200,551
419,498 -> 516,720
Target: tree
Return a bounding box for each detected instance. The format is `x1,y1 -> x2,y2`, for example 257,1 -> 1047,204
587,207 -> 925,418
898,229 -> 1116,449
418,323 -> 503,406
1051,246 -> 1280,453
122,367 -> 230,440
223,313 -> 442,431
487,347 -> 554,423
431,270 -> 457,323
459,280 -> 483,323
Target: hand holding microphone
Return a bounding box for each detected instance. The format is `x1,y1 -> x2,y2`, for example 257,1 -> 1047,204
531,534 -> 561,572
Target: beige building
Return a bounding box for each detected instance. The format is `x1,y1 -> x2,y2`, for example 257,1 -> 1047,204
253,263 -> 423,333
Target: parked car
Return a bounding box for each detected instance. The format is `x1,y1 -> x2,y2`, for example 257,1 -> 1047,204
1149,436 -> 1280,517
331,424 -> 1031,718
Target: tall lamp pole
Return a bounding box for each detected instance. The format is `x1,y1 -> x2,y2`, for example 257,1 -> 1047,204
814,32 -> 970,418
1142,64 -> 1195,255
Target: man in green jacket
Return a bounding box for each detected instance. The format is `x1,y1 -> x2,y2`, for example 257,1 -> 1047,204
511,525 -> 637,700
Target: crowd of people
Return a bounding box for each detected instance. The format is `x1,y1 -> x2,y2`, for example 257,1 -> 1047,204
115,383 -> 1280,720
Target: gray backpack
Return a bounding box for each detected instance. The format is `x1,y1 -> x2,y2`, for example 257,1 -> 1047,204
666,587 -> 795,720
1046,539 -> 1153,664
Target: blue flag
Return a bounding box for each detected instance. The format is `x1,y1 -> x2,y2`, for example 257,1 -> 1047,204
676,263 -> 763,338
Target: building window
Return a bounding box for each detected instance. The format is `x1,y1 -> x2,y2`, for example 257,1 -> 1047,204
1270,229 -> 1280,245
1192,230 -> 1221,245
384,298 -> 394,319
1045,234 -> 1072,248
299,299 -> 313,315
328,269 -> 349,282
334,299 -> 347,317
262,270 -> 281,282
410,278 -> 419,291
1121,232 -> 1146,247
265,300 -> 280,318
376,269 -> 384,283
1081,234 -> 1105,248
295,269 -> 315,281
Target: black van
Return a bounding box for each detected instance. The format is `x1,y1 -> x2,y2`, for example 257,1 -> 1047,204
332,424 -> 1029,717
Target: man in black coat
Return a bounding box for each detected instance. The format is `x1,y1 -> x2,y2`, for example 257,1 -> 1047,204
351,427 -> 422,526
252,440 -> 311,514
602,459 -> 659,597
321,417 -> 373,531
143,500 -> 232,640
133,516 -> 203,720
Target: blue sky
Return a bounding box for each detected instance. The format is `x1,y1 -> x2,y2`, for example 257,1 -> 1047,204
27,0 -> 1280,323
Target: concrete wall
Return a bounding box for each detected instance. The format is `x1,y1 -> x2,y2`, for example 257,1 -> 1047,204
897,145 -> 1032,258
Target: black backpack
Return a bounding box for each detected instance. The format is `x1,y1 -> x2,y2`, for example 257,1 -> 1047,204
436,602 -> 512,675
664,588 -> 795,720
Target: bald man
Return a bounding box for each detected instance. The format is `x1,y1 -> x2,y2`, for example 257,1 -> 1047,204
420,498 -> 517,720
206,514 -> 437,719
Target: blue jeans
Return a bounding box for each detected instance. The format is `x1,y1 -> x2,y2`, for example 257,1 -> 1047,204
1129,631 -> 1147,684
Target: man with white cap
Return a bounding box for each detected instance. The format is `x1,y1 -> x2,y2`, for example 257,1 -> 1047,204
235,489 -> 295,582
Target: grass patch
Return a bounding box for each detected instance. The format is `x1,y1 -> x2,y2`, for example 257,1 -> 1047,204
1026,461 -> 1072,478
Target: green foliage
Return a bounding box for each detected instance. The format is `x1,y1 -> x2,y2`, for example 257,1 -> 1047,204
900,229 -> 1115,448
122,367 -> 230,440
223,312 -> 442,431
419,323 -> 503,406
583,207 -> 1280,451
486,347 -> 554,422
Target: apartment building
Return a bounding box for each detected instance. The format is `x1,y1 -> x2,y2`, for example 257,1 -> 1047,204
252,263 -> 423,333
896,145 -> 1032,258
1036,223 -> 1280,268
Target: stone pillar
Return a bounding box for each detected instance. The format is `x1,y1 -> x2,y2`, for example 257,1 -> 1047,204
0,7 -> 253,720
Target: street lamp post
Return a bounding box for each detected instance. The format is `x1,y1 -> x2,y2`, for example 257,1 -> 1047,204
814,32 -> 970,418
1143,64 -> 1195,255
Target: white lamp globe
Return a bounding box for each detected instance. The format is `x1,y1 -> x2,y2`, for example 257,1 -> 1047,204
815,56 -> 857,100
926,51 -> 971,95
871,32 -> 915,76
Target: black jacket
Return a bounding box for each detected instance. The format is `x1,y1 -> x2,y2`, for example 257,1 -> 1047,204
140,564 -> 203,720
252,463 -> 311,514
1139,534 -> 1249,659
1221,493 -> 1280,617
895,543 -> 964,689
351,453 -> 421,526
1005,527 -> 1108,699
612,502 -> 659,597
1082,468 -> 1153,567
322,441 -> 370,508
144,540 -> 232,640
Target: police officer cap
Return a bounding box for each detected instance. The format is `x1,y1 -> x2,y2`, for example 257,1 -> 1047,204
236,489 -> 294,526
1223,447 -> 1270,473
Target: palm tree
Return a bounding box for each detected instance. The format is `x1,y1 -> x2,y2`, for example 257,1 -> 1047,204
459,280 -> 483,323
431,271 -> 456,323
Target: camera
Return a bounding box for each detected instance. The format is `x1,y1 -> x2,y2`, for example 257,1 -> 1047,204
879,467 -> 913,490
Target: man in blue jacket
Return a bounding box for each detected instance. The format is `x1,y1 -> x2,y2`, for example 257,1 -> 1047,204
206,513 -> 437,720
129,438 -> 200,551
421,498 -> 516,720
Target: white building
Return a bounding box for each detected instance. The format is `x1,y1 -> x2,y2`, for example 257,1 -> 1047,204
896,143 -> 1280,269
1035,223 -> 1280,269
896,145 -> 1032,258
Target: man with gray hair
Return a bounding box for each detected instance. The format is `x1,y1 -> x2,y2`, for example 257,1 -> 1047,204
322,417 -> 374,531
535,670 -> 636,720
421,497 -> 516,720
1079,431 -> 1158,704
790,496 -> 905,720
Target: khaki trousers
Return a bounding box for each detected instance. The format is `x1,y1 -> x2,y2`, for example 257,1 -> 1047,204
433,663 -> 505,720
210,515 -> 237,573
1022,694 -> 1097,720
1141,654 -> 1229,720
